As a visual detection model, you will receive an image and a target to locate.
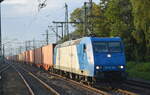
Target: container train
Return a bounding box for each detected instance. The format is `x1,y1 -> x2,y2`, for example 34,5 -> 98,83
7,37 -> 127,84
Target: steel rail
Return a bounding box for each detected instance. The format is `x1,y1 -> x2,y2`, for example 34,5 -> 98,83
0,64 -> 7,69
115,89 -> 139,95
17,63 -> 109,95
11,65 -> 35,95
0,64 -> 10,73
18,65 -> 60,95
17,63 -> 140,95
49,72 -> 139,95
125,79 -> 150,89
49,72 -> 110,95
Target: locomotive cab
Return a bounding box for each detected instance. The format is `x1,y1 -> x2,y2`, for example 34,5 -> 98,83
91,37 -> 127,81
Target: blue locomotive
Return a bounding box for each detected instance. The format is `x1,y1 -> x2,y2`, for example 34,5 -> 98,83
54,37 -> 127,82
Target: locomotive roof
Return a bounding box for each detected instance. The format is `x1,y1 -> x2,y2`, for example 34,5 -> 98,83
56,38 -> 82,48
91,37 -> 121,41
56,37 -> 122,48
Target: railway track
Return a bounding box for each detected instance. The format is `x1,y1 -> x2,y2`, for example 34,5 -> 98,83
12,65 -> 60,95
0,64 -> 6,70
49,72 -> 110,95
18,63 -> 140,95
19,63 -> 110,95
0,64 -> 10,73
125,79 -> 150,89
109,88 -> 139,95
12,65 -> 35,95
50,72 -> 139,95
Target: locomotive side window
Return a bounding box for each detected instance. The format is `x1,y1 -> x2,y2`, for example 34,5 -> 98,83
83,44 -> 86,51
108,42 -> 121,52
93,42 -> 108,53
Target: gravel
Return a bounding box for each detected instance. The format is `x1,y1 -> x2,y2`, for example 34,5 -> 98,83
0,65 -> 30,95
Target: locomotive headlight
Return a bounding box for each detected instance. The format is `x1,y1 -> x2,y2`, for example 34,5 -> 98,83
96,66 -> 102,70
96,66 -> 100,69
107,54 -> 111,58
120,66 -> 124,69
119,65 -> 124,69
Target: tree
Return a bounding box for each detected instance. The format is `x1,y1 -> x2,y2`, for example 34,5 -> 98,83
105,0 -> 136,60
99,0 -> 110,12
70,0 -> 150,62
130,0 -> 150,61
70,3 -> 110,37
70,8 -> 84,37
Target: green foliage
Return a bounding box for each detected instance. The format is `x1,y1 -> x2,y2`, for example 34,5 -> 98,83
70,3 -> 110,37
105,0 -> 133,36
127,62 -> 150,80
91,3 -> 110,37
70,0 -> 150,62
130,0 -> 150,61
104,0 -> 137,61
70,8 -> 84,36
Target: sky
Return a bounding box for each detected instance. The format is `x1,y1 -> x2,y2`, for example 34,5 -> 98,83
1,0 -> 99,55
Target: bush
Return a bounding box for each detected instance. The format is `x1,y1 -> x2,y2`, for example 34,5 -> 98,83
127,62 -> 150,80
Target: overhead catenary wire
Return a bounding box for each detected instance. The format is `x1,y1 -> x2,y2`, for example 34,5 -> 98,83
26,0 -> 48,37
41,29 -> 54,45
38,0 -> 47,12
27,1 -> 69,45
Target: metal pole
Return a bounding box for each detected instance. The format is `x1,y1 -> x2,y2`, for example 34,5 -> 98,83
25,41 -> 27,51
3,44 -> 4,63
65,3 -> 69,40
3,44 -> 5,58
46,30 -> 49,45
0,0 -> 4,63
84,2 -> 87,36
0,3 -> 2,61
62,23 -> 63,39
19,46 -> 22,53
89,0 -> 92,15
33,39 -> 36,49
56,25 -> 58,42
89,0 -> 93,35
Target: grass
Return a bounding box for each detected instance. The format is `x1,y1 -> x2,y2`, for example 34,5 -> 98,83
126,62 -> 150,81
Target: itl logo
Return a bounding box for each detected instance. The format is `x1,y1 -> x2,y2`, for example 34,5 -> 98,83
107,54 -> 111,58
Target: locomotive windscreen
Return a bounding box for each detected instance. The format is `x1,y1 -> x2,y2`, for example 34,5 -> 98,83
108,42 -> 121,52
93,42 -> 121,53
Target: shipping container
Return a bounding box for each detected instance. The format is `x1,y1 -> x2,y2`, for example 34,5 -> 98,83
26,51 -> 30,63
6,56 -> 9,60
42,44 -> 55,70
21,52 -> 24,62
25,51 -> 27,63
21,53 -> 24,62
29,50 -> 34,64
16,55 -> 19,62
34,48 -> 42,67
18,53 -> 22,62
